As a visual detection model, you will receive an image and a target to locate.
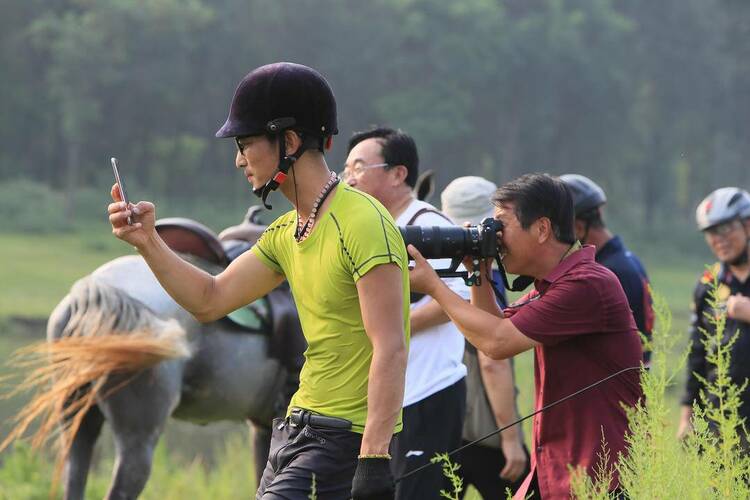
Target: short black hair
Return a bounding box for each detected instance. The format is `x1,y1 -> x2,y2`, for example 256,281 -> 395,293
347,127 -> 419,187
577,207 -> 606,229
492,173 -> 576,244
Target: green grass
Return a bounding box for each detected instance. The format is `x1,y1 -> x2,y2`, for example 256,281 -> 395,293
0,433 -> 256,500
0,226 -> 130,319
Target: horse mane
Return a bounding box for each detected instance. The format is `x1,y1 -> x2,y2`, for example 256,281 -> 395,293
1,276 -> 191,487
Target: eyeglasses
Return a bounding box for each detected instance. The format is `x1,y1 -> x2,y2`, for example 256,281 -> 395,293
339,162 -> 390,180
235,136 -> 257,155
705,219 -> 742,237
235,137 -> 248,155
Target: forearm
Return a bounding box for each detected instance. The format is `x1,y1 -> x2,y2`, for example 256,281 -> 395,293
410,299 -> 450,333
430,280 -> 504,356
470,277 -> 504,318
479,354 -> 522,443
361,343 -> 407,455
136,233 -> 216,319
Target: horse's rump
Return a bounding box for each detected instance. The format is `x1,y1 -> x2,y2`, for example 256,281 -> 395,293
1,275 -> 190,480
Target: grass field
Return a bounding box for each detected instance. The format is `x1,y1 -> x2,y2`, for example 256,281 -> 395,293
0,229 -> 708,499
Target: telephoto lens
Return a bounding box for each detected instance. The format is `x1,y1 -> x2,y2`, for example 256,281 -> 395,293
399,225 -> 473,259
399,218 -> 502,260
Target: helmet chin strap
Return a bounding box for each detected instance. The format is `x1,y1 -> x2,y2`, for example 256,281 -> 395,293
253,135 -> 308,209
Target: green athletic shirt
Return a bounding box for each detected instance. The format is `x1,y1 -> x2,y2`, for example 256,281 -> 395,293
251,184 -> 410,433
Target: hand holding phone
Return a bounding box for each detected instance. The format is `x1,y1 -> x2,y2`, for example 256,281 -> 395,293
111,157 -> 132,225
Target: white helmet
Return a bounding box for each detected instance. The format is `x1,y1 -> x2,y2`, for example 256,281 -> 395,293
696,187 -> 750,231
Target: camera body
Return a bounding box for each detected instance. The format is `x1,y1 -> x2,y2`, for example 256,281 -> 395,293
399,217 -> 503,286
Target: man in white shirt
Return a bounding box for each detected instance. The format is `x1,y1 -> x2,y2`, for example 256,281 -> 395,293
343,127 -> 468,499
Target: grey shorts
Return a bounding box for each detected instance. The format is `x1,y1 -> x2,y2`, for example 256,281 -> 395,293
256,417 -> 362,499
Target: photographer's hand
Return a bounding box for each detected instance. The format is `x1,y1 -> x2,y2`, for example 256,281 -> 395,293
407,244 -> 441,295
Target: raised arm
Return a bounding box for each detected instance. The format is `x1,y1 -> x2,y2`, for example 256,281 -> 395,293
407,245 -> 537,359
108,187 -> 284,322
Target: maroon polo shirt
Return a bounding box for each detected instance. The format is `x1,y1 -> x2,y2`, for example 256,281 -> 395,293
507,246 -> 643,499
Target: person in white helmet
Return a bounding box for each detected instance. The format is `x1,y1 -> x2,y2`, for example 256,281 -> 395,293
678,187 -> 750,444
441,176 -> 530,499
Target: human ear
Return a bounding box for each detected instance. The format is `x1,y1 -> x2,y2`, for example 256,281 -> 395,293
537,218 -> 552,243
284,130 -> 302,157
392,165 -> 408,185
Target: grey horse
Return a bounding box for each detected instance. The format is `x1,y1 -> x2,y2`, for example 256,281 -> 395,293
14,213 -> 304,500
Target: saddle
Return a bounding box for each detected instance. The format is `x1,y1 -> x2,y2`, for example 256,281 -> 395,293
154,215 -> 269,331
156,210 -> 306,424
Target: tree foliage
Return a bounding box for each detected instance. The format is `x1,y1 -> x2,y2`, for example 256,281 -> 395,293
0,0 -> 746,240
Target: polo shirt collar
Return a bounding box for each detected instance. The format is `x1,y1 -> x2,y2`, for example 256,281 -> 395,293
534,242 -> 594,291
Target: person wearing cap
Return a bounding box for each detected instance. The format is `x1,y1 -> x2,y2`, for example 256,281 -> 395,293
408,173 -> 643,499
559,174 -> 654,364
108,63 -> 409,500
343,127 -> 468,499
678,187 -> 750,445
441,176 -> 529,499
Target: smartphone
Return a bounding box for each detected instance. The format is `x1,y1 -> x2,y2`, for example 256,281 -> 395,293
110,157 -> 132,225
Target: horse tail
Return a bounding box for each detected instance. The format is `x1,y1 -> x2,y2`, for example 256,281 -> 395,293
1,275 -> 190,461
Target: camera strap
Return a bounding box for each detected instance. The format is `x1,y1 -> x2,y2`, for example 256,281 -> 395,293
493,253 -> 535,292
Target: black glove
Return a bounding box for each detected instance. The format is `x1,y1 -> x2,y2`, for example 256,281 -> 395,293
351,456 -> 394,500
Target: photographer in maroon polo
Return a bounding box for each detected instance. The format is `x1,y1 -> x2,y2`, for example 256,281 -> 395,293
408,173 -> 643,498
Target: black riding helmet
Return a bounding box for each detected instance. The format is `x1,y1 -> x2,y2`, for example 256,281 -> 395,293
216,62 -> 338,208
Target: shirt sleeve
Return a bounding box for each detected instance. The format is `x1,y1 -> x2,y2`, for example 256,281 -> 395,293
508,277 -> 603,345
682,280 -> 709,406
340,210 -> 406,282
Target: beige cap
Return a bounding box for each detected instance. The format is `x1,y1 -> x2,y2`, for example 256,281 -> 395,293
440,176 -> 497,225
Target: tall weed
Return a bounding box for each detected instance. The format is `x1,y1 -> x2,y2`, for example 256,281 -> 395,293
572,284 -> 750,499
684,272 -> 750,497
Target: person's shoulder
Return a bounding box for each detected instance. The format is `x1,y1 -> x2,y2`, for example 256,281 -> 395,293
331,186 -> 398,235
264,210 -> 296,231
604,249 -> 646,280
405,200 -> 454,227
562,257 -> 621,294
257,210 -> 295,242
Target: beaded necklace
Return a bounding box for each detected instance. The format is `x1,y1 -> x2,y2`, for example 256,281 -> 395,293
295,171 -> 339,242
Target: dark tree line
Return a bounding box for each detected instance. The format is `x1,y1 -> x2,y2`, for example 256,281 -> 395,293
1,0 -> 747,236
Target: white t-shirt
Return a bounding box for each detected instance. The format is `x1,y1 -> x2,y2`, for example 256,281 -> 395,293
398,199 -> 468,406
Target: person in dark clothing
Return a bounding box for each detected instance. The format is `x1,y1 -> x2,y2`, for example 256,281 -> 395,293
560,174 -> 655,364
678,187 -> 750,444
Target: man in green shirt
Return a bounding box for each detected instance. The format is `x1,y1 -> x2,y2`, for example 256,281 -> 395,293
109,62 -> 409,500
